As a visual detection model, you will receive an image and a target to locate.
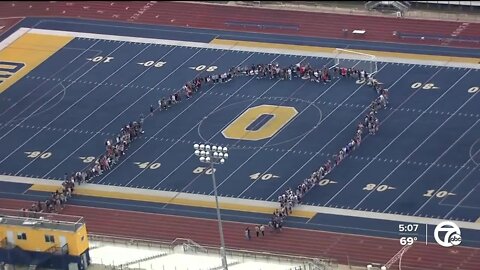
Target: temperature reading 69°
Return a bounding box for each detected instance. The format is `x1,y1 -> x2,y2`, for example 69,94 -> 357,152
400,236 -> 417,246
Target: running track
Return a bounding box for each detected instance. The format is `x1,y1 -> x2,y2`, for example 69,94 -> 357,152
1,2 -> 480,269
1,198 -> 480,270
0,1 -> 479,48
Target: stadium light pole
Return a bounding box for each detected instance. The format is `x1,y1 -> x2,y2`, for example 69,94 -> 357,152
194,143 -> 229,270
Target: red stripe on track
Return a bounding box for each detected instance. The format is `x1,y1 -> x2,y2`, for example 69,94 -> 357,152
0,17 -> 24,35
0,1 -> 478,48
1,2 -> 479,269
1,198 -> 479,270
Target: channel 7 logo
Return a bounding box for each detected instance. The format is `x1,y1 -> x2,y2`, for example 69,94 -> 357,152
0,61 -> 25,84
434,221 -> 462,248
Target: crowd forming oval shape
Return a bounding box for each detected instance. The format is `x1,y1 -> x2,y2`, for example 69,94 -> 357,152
24,60 -> 390,234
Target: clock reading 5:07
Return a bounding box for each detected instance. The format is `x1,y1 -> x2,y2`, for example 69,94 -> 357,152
398,224 -> 419,232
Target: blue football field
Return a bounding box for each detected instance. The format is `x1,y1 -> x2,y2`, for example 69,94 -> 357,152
0,18 -> 479,246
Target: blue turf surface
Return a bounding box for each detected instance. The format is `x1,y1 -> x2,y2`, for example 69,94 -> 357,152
0,18 -> 479,246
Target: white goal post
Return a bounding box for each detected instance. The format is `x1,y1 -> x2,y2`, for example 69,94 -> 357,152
333,48 -> 378,76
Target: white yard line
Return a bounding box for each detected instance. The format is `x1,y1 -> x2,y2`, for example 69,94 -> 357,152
127,52 -> 286,188
183,78 -> 312,193
421,147 -> 480,218
237,65 -> 388,198
322,66 -> 446,207
31,46 -> 181,177
388,117 -> 479,215
99,46 -> 260,186
439,153 -> 480,206
2,174 -> 480,231
0,41 -> 127,146
8,82 -> 70,124
377,72 -> 475,212
215,60 -> 369,195
0,40 -> 102,126
2,27 -> 478,226
265,64 -> 415,201
7,27 -> 479,69
33,19 -> 480,63
0,41 -> 134,165
442,165 -> 480,218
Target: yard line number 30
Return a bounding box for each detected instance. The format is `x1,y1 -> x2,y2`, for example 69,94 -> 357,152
411,82 -> 437,90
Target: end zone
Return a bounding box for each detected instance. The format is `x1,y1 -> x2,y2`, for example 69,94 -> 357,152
0,28 -> 73,93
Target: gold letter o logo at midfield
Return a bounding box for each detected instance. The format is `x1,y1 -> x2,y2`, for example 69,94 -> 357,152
222,105 -> 298,141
